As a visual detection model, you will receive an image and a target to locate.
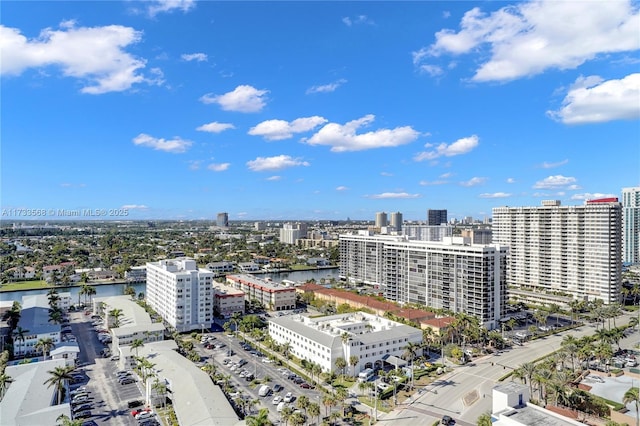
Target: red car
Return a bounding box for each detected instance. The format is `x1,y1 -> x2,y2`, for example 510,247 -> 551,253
299,382 -> 314,389
131,408 -> 151,417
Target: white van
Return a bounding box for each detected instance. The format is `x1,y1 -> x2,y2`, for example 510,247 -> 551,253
258,385 -> 271,397
277,401 -> 286,412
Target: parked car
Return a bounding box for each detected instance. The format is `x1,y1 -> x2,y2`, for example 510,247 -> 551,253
135,410 -> 155,420
128,400 -> 144,409
273,384 -> 283,392
132,408 -> 152,417
283,392 -> 294,403
74,410 -> 92,419
73,403 -> 93,413
272,395 -> 283,405
441,415 -> 454,425
120,377 -> 135,385
299,382 -> 314,389
72,396 -> 90,404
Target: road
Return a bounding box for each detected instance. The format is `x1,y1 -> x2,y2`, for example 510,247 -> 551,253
379,311 -> 640,426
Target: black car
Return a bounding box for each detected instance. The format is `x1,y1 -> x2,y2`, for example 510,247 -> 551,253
73,403 -> 93,413
120,378 -> 135,385
244,374 -> 255,381
128,400 -> 144,408
273,384 -> 283,392
441,415 -> 454,425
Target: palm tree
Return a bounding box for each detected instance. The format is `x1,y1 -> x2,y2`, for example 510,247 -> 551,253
44,365 -> 75,404
281,406 -> 294,426
476,412 -> 492,426
108,308 -> 123,328
296,394 -> 310,417
289,412 -> 305,426
245,408 -> 273,426
0,372 -> 13,400
152,378 -> 167,409
12,327 -> 29,357
56,414 -> 83,426
349,355 -> 359,377
403,341 -> 420,390
308,402 -> 321,426
131,339 -> 145,357
335,387 -> 348,416
334,357 -> 347,381
624,387 -> 640,426
516,362 -> 537,398
35,337 -> 55,361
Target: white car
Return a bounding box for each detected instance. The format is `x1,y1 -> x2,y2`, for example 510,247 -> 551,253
272,395 -> 283,405
283,392 -> 293,403
135,410 -> 155,420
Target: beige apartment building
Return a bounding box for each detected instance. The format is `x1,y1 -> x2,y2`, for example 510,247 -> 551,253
225,274 -> 296,311
213,283 -> 245,318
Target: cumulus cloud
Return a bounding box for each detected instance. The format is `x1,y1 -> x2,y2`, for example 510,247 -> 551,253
200,85 -> 268,113
539,159 -> 569,169
246,155 -> 310,172
132,133 -> 192,153
479,192 -> 511,198
196,122 -> 235,133
181,52 -> 207,62
305,114 -> 419,152
207,163 -> 230,172
533,175 -> 577,189
342,15 -> 375,26
460,177 -> 487,187
414,135 -> 479,161
0,22 -> 150,94
121,204 -> 148,210
366,192 -> 421,199
547,73 -> 640,124
415,0 -> 640,82
248,116 -> 328,141
147,0 -> 195,17
336,186 -> 349,191
571,192 -> 618,201
506,178 -> 516,184
306,79 -> 347,94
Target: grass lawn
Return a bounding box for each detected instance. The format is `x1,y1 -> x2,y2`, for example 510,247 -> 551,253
1,280 -> 52,291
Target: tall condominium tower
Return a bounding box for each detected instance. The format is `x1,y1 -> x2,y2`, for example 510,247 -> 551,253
146,258 -> 214,332
389,211 -> 403,232
623,187 -> 640,265
279,222 -> 308,245
427,209 -> 448,226
492,199 -> 622,304
375,212 -> 388,228
339,232 -> 507,328
216,212 -> 229,227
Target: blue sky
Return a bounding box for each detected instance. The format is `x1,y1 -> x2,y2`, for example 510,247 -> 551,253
1,0 -> 639,222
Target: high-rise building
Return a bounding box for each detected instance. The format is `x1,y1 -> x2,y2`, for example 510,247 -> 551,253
427,209 -> 447,226
339,232 -> 507,328
279,222 -> 308,244
389,211 -> 403,232
403,224 -> 453,241
375,212 -> 388,228
216,212 -> 229,228
492,199 -> 622,304
623,187 -> 640,265
461,228 -> 493,245
146,258 -> 214,332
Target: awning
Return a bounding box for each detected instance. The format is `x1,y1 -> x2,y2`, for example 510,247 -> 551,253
381,354 -> 407,367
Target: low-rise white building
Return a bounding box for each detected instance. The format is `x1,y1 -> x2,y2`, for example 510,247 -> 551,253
14,295 -> 61,358
268,311 -> 423,374
213,283 -> 245,318
226,274 -> 296,311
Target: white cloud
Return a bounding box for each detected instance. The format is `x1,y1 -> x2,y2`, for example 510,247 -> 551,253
418,64 -> 444,77
440,172 -> 454,178
248,116 -> 328,141
305,114 -> 419,152
188,160 -> 201,170
121,204 -> 148,210
196,122 -> 235,133
266,176 -> 282,181
506,178 -> 516,184
418,0 -> 640,82
200,85 -> 269,113
414,135 -> 479,161
306,79 -> 347,94
460,177 -> 487,187
207,163 -> 230,172
336,186 -> 349,191
540,159 -> 569,169
366,192 -> 421,199
246,155 -> 310,172
380,172 -> 393,177
0,22 -> 150,94
479,192 -> 511,198
571,192 -> 618,201
342,15 -> 374,26
547,73 -> 640,124
147,0 -> 195,17
181,52 -> 207,62
132,133 -> 192,153
533,175 -> 577,189
419,180 -> 448,186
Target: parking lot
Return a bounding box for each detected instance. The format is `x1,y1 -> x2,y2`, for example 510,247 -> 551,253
69,311 -> 151,426
195,331 -> 324,423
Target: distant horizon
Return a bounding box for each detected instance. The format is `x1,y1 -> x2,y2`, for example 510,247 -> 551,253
2,1 -> 638,221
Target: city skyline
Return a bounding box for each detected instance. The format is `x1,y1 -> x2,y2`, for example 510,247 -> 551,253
2,1 -> 639,221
